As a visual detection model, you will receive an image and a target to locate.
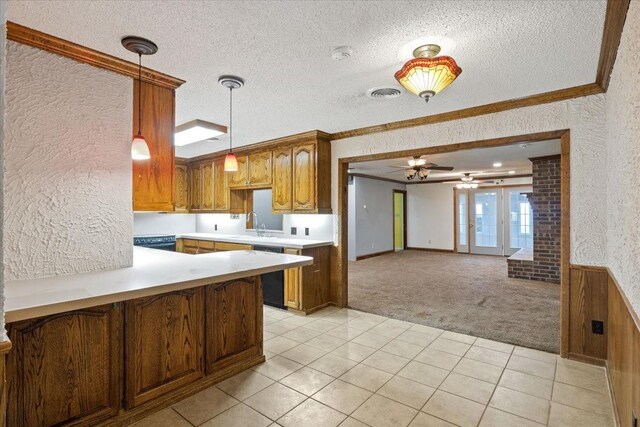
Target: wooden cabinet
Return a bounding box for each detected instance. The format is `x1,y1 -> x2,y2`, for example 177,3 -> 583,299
248,151 -> 272,187
206,277 -> 262,372
213,158 -> 230,211
283,246 -> 331,314
215,242 -> 253,251
176,238 -> 252,253
124,289 -> 205,408
202,162 -> 214,210
284,248 -> 301,309
133,81 -> 176,211
189,165 -> 202,211
7,304 -> 122,427
175,163 -> 189,211
292,144 -> 316,211
272,147 -> 293,211
228,155 -> 248,188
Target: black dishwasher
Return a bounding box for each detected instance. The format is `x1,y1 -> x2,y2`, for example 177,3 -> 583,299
254,245 -> 286,309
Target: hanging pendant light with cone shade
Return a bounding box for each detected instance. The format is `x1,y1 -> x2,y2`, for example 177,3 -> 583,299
122,36 -> 158,160
219,75 -> 244,172
395,44 -> 461,103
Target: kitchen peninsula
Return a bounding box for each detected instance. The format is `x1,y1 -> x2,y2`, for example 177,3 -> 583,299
4,247 -> 312,426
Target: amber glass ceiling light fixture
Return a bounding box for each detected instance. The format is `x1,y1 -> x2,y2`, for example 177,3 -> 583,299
219,75 -> 244,172
395,44 -> 461,103
122,36 -> 158,160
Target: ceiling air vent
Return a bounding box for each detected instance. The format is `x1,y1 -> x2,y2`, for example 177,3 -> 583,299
366,86 -> 403,99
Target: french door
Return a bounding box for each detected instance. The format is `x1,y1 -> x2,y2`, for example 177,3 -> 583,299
469,189 -> 503,255
456,186 -> 533,256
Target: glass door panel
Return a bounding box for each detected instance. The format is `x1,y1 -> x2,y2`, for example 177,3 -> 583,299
456,191 -> 469,253
506,187 -> 533,255
470,190 -> 503,255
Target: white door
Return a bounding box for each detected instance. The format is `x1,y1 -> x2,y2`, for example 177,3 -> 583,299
470,189 -> 503,255
505,187 -> 534,256
456,190 -> 469,253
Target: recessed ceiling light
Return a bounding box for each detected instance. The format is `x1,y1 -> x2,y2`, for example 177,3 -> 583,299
493,162 -> 502,168
508,170 -> 516,174
175,119 -> 226,146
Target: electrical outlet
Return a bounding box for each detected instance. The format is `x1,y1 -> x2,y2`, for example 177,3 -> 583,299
305,228 -> 310,236
230,213 -> 239,219
291,227 -> 297,235
592,320 -> 604,335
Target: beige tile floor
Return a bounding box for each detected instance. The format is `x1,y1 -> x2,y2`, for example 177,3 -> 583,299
132,306 -> 616,427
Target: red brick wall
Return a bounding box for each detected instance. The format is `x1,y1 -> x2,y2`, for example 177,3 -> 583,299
530,156 -> 561,284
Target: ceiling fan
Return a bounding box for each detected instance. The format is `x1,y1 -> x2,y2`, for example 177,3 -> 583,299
442,172 -> 488,188
388,156 -> 454,181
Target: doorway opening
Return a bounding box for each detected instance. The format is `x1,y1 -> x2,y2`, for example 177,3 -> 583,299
393,190 -> 407,251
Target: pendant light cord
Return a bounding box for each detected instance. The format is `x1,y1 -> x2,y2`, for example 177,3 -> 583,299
137,53 -> 142,136
229,87 -> 233,153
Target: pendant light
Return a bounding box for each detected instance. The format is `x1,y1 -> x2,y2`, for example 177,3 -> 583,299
395,44 -> 461,103
218,75 -> 244,172
122,36 -> 158,160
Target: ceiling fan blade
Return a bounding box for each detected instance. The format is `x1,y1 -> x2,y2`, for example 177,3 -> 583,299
425,166 -> 454,171
386,170 -> 405,174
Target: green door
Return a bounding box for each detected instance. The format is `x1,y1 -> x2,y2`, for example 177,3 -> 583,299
394,192 -> 404,250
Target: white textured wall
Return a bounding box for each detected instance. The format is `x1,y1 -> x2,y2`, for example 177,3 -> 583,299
605,0 -> 640,314
134,213 -> 196,236
407,184 -> 455,250
349,176 -> 407,259
4,42 -> 133,280
332,94 -> 607,266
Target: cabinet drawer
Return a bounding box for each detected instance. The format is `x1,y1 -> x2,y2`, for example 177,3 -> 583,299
216,242 -> 253,251
198,240 -> 215,250
182,239 -> 200,248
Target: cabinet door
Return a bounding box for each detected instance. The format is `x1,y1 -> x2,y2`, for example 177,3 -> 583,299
272,147 -> 293,212
7,305 -> 122,427
189,166 -> 202,211
228,155 -> 248,188
292,144 -> 316,211
133,81 -> 175,211
248,151 -> 272,187
125,289 -> 204,408
213,159 -> 230,211
202,162 -> 214,210
174,164 -> 189,211
206,277 -> 262,373
284,248 -> 302,309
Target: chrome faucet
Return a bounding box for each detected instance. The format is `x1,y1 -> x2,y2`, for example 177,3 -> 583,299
246,211 -> 264,237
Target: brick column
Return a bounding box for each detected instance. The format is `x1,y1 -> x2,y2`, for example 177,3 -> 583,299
529,155 -> 561,283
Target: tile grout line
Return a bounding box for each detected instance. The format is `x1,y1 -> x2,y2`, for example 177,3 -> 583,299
475,344 -> 515,427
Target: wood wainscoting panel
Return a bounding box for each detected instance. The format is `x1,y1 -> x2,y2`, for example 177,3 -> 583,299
569,265 -> 608,360
206,277 -> 263,374
124,289 -> 205,409
607,270 -> 640,427
6,305 -> 121,427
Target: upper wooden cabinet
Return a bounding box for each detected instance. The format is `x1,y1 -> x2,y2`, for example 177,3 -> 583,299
202,162 -> 214,210
272,147 -> 293,212
133,81 -> 176,211
292,144 -> 316,211
177,130 -> 331,214
229,152 -> 272,188
175,162 -> 189,212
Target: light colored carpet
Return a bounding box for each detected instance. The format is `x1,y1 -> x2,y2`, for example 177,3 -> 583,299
348,250 -> 560,353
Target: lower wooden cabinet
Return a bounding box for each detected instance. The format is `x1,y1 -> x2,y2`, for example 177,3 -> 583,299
284,246 -> 331,314
206,277 -> 262,372
7,304 -> 122,427
124,288 -> 205,408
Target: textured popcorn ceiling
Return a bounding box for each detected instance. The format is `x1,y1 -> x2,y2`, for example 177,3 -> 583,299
6,0 -> 606,157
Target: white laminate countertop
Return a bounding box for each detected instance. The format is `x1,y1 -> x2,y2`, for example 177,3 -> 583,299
5,247 -> 313,323
174,233 -> 334,250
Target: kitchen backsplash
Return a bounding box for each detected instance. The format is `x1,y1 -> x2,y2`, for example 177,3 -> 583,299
134,213 -> 333,241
